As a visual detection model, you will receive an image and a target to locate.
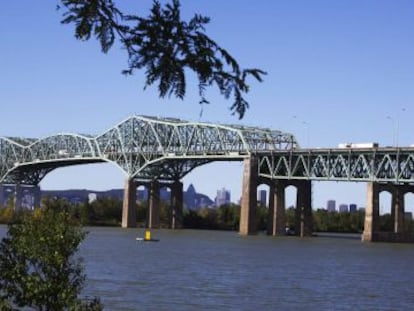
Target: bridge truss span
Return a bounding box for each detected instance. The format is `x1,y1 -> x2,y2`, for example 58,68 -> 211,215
258,148 -> 414,183
0,134 -> 103,185
0,115 -> 298,184
94,115 -> 298,178
25,133 -> 99,162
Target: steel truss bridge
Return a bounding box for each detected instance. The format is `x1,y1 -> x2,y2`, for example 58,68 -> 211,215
258,148 -> 414,183
0,115 -> 298,185
1,115 -> 414,185
1,115 -> 414,186
3,114 -> 414,242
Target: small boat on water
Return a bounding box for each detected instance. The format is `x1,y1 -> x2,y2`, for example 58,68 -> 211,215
136,230 -> 160,242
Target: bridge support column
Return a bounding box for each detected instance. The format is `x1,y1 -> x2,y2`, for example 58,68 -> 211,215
362,182 -> 380,242
267,181 -> 286,236
392,187 -> 405,234
267,183 -> 275,235
295,180 -> 313,237
0,185 -> 4,207
33,185 -> 41,209
240,156 -> 258,235
147,180 -> 160,229
170,181 -> 183,229
14,183 -> 23,211
122,178 -> 137,228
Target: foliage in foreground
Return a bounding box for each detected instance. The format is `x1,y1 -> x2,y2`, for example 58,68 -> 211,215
0,203 -> 102,310
58,0 -> 266,118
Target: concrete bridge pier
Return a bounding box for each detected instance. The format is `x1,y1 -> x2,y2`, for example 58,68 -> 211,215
265,179 -> 313,237
33,185 -> 41,209
294,180 -> 313,237
267,182 -> 275,235
240,156 -> 258,235
170,180 -> 183,229
362,182 -> 380,241
122,178 -> 137,228
0,184 -> 4,207
363,182 -> 413,242
14,183 -> 23,211
391,186 -> 405,235
267,181 -> 286,236
147,180 -> 160,229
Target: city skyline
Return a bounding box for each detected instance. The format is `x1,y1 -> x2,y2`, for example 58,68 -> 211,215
2,1 -> 414,212
0,183 -> 377,212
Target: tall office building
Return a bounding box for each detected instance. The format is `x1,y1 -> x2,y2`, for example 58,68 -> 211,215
327,200 -> 336,212
349,203 -> 357,213
339,204 -> 348,213
258,189 -> 267,207
216,187 -> 231,207
185,184 -> 197,209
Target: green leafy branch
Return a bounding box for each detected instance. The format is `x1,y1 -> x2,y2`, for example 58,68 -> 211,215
59,0 -> 266,118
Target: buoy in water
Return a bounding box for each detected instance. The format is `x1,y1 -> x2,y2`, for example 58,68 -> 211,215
145,230 -> 151,240
136,229 -> 160,242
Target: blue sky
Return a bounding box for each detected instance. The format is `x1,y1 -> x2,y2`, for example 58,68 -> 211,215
1,1 -> 414,211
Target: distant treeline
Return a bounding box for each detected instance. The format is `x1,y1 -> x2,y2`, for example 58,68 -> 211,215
1,197 -> 413,233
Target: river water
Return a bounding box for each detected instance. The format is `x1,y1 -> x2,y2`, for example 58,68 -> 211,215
1,226 -> 414,310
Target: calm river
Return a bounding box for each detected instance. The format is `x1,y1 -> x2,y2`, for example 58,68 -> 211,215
1,226 -> 414,310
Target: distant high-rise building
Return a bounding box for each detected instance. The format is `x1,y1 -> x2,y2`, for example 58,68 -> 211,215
216,187 -> 231,207
185,184 -> 197,210
327,200 -> 336,212
349,203 -> 357,213
225,190 -> 231,203
258,189 -> 267,207
339,204 -> 348,213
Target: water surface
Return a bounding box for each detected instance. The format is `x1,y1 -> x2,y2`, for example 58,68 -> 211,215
81,228 -> 414,310
1,226 -> 414,310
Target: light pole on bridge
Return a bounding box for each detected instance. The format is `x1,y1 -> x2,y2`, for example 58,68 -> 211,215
292,116 -> 310,148
302,121 -> 310,148
387,107 -> 406,147
386,116 -> 397,147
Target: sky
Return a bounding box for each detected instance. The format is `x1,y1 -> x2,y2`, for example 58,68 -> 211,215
1,1 -> 414,212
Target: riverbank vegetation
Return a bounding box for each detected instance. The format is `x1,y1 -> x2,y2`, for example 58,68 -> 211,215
1,197 -> 414,234
0,201 -> 102,310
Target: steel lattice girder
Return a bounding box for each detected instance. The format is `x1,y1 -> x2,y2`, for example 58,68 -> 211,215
0,137 -> 26,182
258,148 -> 414,183
0,115 -> 298,184
94,115 -> 298,176
1,134 -> 102,185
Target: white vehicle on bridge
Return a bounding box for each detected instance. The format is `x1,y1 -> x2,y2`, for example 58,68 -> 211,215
338,142 -> 379,148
